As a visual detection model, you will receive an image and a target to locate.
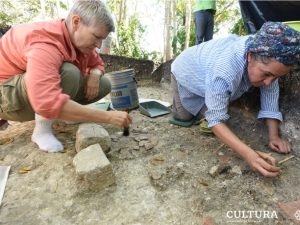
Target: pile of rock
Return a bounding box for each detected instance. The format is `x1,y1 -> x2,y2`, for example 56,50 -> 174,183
73,123 -> 115,192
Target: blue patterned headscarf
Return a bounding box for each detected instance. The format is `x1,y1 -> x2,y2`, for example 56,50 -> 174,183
247,21 -> 300,65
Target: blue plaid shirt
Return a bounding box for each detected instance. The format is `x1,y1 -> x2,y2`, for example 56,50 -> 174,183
171,35 -> 282,128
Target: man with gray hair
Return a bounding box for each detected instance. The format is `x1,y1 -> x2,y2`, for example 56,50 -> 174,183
0,0 -> 132,152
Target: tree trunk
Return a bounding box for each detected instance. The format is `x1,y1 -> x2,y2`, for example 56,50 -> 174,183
184,0 -> 192,49
164,0 -> 173,62
123,0 -> 128,28
40,0 -> 46,19
55,0 -> 60,18
118,0 -> 123,24
171,0 -> 176,54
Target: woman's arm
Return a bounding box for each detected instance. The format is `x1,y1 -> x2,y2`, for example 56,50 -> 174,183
58,100 -> 132,128
212,122 -> 281,177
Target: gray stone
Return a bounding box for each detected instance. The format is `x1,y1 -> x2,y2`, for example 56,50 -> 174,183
133,146 -> 140,150
144,142 -> 155,150
133,136 -> 140,142
209,165 -> 219,177
139,140 -> 147,147
209,164 -> 231,177
176,162 -> 185,169
230,165 -> 242,175
150,136 -> 159,146
139,134 -> 149,140
73,144 -> 116,191
75,123 -> 111,153
110,134 -> 119,142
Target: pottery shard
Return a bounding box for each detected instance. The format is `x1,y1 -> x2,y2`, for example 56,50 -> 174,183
73,144 -> 116,191
203,217 -> 216,225
278,199 -> 300,225
76,123 -> 111,153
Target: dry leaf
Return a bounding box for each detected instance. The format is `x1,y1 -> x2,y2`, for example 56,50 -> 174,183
19,166 -> 31,174
63,147 -> 69,152
60,147 -> 72,153
199,178 -> 209,187
150,156 -> 165,166
0,137 -> 14,145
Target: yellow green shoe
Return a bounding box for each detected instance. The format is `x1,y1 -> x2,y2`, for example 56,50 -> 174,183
199,119 -> 213,135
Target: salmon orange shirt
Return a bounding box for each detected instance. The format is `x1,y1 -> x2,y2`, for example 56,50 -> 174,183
0,19 -> 105,119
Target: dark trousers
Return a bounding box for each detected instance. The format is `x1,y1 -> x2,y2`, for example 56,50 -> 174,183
171,74 -> 194,121
194,10 -> 215,45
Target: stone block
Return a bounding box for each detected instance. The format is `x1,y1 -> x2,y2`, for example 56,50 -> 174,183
73,144 -> 116,191
75,123 -> 111,153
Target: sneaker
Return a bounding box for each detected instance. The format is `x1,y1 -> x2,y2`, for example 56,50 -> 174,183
199,119 -> 213,135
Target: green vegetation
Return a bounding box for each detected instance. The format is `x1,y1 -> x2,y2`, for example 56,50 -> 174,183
112,15 -> 162,61
230,18 -> 247,36
0,0 -> 245,61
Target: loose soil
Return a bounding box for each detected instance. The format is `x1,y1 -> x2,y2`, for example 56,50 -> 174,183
0,83 -> 299,225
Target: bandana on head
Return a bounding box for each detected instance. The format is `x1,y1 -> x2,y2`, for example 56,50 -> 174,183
247,21 -> 300,65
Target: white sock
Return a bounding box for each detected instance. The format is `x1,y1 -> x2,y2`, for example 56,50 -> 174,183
31,114 -> 64,153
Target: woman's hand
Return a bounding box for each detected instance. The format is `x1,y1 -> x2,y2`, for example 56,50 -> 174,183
266,118 -> 291,154
85,71 -> 101,101
107,111 -> 132,127
212,122 -> 282,177
269,137 -> 291,154
245,150 -> 281,177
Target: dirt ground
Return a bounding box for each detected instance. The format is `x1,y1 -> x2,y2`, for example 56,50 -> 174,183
0,82 -> 299,225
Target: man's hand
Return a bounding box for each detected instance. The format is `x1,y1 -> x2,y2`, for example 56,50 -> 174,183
245,150 -> 281,177
269,137 -> 291,154
85,69 -> 102,101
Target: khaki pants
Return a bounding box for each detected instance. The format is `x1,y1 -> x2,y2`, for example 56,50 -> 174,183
0,63 -> 111,121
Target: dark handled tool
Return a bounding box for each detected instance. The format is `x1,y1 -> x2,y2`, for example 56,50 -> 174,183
123,109 -> 130,136
123,127 -> 129,136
